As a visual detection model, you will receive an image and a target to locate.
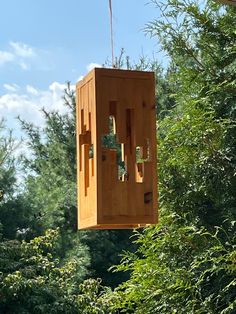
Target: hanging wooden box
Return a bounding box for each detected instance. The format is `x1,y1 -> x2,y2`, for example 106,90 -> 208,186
76,68 -> 158,229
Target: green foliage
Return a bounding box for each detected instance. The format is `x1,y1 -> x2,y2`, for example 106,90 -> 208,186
0,121 -> 16,198
83,229 -> 135,288
19,86 -> 77,232
159,100 -> 235,226
149,0 -> 236,227
105,1 -> 236,313
0,121 -> 33,240
0,229 -> 111,314
110,216 -> 236,313
18,83 -> 134,287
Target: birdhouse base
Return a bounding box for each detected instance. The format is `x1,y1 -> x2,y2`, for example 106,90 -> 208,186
79,224 -> 149,230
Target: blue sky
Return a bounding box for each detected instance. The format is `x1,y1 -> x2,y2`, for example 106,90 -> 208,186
0,0 -> 161,135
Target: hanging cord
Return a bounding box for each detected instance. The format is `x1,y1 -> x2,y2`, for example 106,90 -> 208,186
109,0 -> 115,67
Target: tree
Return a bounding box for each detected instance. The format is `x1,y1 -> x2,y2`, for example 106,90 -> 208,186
0,229 -> 113,314
0,120 -> 33,240
108,1 -> 236,313
19,83 -> 134,287
0,119 -> 112,313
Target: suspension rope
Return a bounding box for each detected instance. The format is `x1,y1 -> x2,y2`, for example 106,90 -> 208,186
109,0 -> 115,67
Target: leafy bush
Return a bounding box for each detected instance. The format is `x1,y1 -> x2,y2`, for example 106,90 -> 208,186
0,229 -> 112,313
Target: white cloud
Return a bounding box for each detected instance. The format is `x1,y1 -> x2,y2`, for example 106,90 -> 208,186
49,81 -> 66,93
3,83 -> 20,92
19,61 -> 30,70
86,62 -> 101,72
77,75 -> 84,82
0,82 -> 76,166
26,85 -> 39,95
0,51 -> 15,66
0,41 -> 37,70
75,63 -> 102,83
10,41 -> 35,58
0,82 -> 72,139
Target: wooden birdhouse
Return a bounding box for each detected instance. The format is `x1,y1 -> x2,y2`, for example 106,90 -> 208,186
76,68 -> 158,229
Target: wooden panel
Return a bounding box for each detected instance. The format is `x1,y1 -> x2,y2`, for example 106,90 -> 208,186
76,73 -> 97,228
113,182 -> 128,216
133,80 -> 145,147
80,224 -> 145,230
